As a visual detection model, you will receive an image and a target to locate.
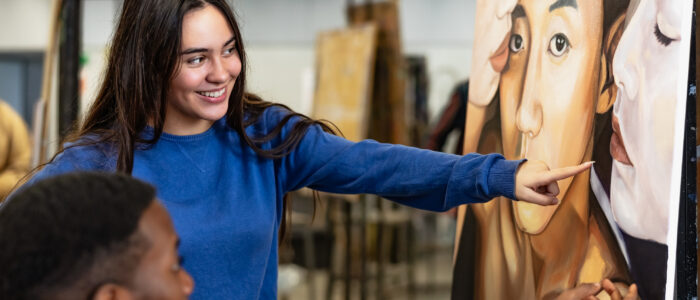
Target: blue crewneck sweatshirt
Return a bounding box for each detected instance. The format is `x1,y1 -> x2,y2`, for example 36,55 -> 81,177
26,106 -> 521,299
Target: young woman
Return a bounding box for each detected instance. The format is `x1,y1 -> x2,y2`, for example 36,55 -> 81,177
27,0 -> 590,298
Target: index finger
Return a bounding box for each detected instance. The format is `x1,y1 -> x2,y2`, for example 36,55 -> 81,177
570,282 -> 602,298
539,161 -> 593,184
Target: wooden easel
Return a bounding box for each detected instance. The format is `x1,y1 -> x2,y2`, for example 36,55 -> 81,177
32,0 -> 63,167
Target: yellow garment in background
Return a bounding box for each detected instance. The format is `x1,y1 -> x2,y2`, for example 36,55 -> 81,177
0,100 -> 31,201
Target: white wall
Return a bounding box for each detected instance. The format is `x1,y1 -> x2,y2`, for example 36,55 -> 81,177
82,0 -> 120,48
0,0 -> 477,122
0,0 -> 120,116
0,0 -> 52,51
0,0 -> 120,51
235,0 -> 476,119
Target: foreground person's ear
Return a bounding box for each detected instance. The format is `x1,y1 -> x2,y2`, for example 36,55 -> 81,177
92,283 -> 133,300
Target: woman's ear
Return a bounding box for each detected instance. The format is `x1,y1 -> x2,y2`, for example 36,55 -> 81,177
597,14 -> 626,114
92,283 -> 133,300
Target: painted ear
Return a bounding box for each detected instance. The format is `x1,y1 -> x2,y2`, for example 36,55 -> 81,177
91,283 -> 133,300
597,14 -> 626,114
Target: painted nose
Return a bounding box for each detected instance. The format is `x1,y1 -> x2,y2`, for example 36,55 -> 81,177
611,4 -> 641,103
516,48 -> 543,138
516,98 -> 543,138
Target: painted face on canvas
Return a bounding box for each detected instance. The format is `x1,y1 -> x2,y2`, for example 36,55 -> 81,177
166,4 -> 241,135
469,0 -> 517,105
610,0 -> 683,245
500,0 -> 604,234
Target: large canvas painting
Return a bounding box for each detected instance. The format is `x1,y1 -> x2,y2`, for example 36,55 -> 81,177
312,24 -> 377,142
453,0 -> 694,299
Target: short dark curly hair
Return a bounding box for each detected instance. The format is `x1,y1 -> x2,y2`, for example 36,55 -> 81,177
0,172 -> 156,300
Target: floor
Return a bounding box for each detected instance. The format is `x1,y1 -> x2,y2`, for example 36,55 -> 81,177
279,235 -> 455,300
280,192 -> 457,300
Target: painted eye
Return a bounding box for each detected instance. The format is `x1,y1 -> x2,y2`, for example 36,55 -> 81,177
548,33 -> 570,57
654,24 -> 674,47
509,34 -> 524,53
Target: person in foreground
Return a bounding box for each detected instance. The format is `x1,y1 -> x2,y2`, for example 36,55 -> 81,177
24,0 -> 591,298
0,172 -> 194,300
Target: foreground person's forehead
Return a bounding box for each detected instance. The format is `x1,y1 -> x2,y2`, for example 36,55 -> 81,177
139,199 -> 176,242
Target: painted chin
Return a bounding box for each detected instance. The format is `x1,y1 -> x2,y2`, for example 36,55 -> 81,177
511,134 -> 559,234
513,201 -> 558,234
489,32 -> 510,73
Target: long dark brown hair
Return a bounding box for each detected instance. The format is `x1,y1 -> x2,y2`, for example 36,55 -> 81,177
58,0 -> 336,239
74,0 -> 335,171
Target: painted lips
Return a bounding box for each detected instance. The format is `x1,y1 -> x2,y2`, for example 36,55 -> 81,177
610,113 -> 632,165
489,33 -> 510,73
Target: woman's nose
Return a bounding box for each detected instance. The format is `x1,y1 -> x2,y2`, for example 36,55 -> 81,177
207,58 -> 229,83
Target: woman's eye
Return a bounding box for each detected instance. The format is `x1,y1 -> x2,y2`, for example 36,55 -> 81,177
548,33 -> 570,57
188,57 -> 204,64
224,47 -> 236,55
509,34 -> 524,53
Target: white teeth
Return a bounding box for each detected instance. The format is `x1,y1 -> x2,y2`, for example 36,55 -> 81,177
197,88 -> 225,98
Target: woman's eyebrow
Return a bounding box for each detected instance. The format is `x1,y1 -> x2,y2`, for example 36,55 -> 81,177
181,47 -> 207,55
223,36 -> 236,47
549,0 -> 578,12
180,37 -> 236,55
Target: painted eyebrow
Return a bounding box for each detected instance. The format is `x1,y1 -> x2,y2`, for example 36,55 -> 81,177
512,4 -> 526,19
181,36 -> 236,55
549,0 -> 577,12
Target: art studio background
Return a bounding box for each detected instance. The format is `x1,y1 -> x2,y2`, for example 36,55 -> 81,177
0,0 -> 696,299
0,0 -> 483,299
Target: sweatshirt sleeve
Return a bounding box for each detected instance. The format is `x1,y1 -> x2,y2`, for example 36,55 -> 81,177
270,107 -> 523,212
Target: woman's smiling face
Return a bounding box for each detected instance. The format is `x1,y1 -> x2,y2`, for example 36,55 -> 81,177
500,0 -> 604,234
165,4 -> 241,135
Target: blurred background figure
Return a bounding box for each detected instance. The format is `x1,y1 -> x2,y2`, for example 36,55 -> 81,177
0,99 -> 31,201
425,80 -> 469,155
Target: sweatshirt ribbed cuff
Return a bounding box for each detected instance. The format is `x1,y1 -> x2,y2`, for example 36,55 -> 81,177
487,158 -> 526,200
